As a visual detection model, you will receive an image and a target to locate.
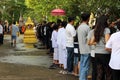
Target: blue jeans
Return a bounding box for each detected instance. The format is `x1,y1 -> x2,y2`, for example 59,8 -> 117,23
79,54 -> 90,80
66,47 -> 74,72
74,54 -> 79,65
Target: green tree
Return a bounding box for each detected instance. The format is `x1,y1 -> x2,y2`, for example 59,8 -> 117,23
24,0 -> 120,22
0,0 -> 28,23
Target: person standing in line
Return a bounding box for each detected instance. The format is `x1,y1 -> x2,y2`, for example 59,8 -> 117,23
49,23 -> 59,69
65,17 -> 76,73
0,21 -> 3,45
73,22 -> 80,76
10,22 -> 19,47
42,21 -> 47,47
90,15 -> 112,80
106,22 -> 120,80
57,21 -> 67,74
33,25 -> 37,39
46,22 -> 54,55
87,25 -> 97,80
77,13 -> 91,80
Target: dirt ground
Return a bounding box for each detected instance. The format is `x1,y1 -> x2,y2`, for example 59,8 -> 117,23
0,34 -> 79,80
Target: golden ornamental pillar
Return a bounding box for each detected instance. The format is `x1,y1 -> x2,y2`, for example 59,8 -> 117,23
23,17 -> 37,43
89,12 -> 96,28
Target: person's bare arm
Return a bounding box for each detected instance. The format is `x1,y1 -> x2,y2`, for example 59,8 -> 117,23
87,39 -> 91,45
105,33 -> 110,43
105,33 -> 111,52
89,36 -> 96,45
105,48 -> 111,52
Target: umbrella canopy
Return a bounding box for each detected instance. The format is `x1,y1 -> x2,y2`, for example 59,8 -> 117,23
51,8 -> 65,16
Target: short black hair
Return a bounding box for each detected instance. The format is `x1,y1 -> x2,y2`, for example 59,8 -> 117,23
43,21 -> 47,24
57,19 -> 62,24
68,17 -> 75,23
52,23 -> 58,30
13,21 -> 16,24
62,21 -> 67,28
81,13 -> 90,21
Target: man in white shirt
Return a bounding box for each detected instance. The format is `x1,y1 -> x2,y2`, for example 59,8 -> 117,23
106,22 -> 120,80
66,17 -> 76,73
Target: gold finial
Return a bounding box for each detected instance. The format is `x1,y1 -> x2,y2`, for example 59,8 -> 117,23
25,17 -> 34,26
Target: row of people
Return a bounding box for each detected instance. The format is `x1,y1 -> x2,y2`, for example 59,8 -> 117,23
49,18 -> 80,76
49,13 -> 120,80
88,15 -> 120,80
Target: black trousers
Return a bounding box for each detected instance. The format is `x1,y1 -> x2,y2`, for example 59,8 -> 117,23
91,57 -> 97,80
0,34 -> 3,44
95,54 -> 112,80
112,69 -> 120,80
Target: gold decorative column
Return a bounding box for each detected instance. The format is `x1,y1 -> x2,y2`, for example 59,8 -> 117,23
89,12 -> 96,28
23,17 -> 37,43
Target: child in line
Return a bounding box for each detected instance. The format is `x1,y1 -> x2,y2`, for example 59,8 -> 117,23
49,24 -> 59,69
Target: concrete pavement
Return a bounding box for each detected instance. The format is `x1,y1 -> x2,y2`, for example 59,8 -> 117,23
0,34 -> 79,80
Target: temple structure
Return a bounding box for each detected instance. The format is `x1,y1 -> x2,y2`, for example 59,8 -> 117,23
23,17 -> 37,43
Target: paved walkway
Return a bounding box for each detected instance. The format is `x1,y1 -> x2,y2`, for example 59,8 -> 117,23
0,34 -> 79,80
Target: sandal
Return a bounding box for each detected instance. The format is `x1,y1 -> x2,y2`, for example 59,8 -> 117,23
62,71 -> 67,74
59,70 -> 63,74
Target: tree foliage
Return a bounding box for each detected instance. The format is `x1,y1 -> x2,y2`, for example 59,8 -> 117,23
24,0 -> 120,22
0,0 -> 120,23
0,0 -> 27,23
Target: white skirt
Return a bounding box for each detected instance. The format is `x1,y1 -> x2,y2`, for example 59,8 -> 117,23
53,48 -> 59,60
58,45 -> 67,69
